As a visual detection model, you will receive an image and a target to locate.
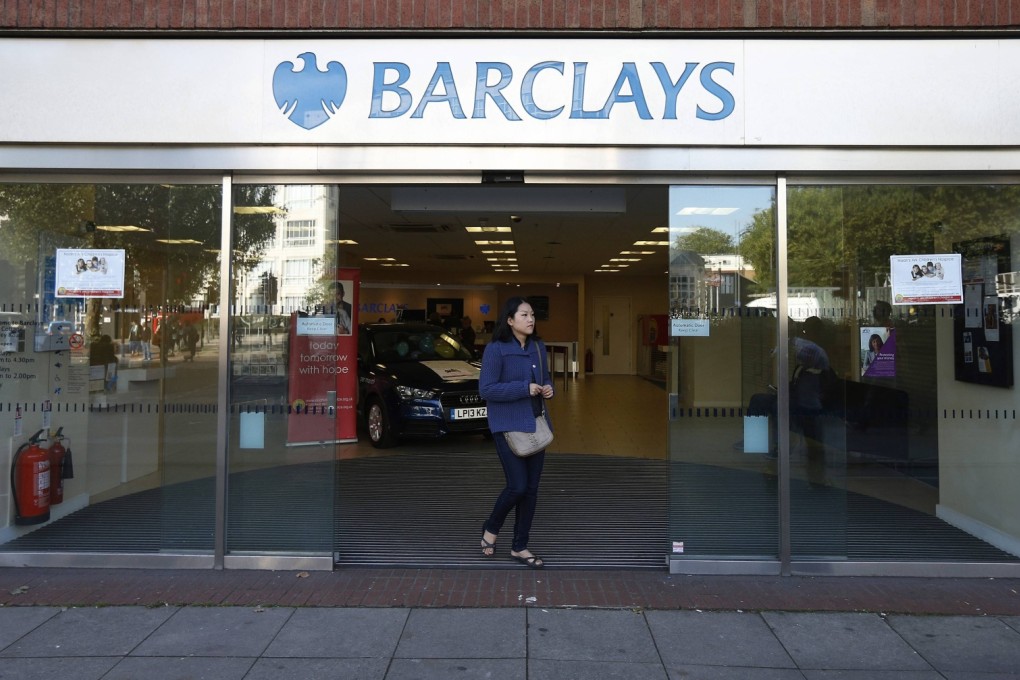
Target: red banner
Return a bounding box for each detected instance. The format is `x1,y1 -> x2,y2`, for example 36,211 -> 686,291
286,269 -> 360,446
642,314 -> 669,346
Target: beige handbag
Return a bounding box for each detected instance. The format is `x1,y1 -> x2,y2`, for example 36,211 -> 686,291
504,348 -> 553,457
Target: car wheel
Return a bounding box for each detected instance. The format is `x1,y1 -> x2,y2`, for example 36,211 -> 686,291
366,398 -> 397,448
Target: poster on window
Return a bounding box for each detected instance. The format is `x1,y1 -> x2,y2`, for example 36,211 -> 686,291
953,236 -> 1013,388
54,249 -> 126,298
982,295 -> 1000,342
286,269 -> 360,446
889,254 -> 963,305
860,327 -> 896,378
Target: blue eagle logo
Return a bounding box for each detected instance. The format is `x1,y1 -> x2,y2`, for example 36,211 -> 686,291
272,52 -> 347,130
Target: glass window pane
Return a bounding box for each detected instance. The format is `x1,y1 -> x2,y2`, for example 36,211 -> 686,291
227,184 -> 340,555
0,182 -> 221,554
786,184 -> 1020,563
667,185 -> 779,561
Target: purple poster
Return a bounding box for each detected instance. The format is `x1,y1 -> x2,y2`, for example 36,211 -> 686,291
861,327 -> 896,378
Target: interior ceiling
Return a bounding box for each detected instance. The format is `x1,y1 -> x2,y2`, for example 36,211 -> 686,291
337,185 -> 670,283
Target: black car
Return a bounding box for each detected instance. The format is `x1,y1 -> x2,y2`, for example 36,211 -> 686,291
357,322 -> 488,447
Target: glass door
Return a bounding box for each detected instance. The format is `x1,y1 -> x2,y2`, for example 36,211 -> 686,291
226,184 -> 350,557
667,185 -> 779,564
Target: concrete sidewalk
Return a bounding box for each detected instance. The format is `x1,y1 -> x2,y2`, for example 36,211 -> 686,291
1,567 -> 1019,679
2,604 -> 1020,679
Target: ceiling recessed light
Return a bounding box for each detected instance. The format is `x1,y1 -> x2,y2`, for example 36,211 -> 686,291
466,226 -> 512,233
363,257 -> 397,261
234,206 -> 285,215
474,240 -> 515,246
95,225 -> 152,233
676,207 -> 738,216
634,240 -> 669,246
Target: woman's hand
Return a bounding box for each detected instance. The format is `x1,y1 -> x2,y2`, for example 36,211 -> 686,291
529,383 -> 543,397
541,384 -> 554,399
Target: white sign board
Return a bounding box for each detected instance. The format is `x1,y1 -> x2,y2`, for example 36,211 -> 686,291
2,39 -> 1020,147
889,254 -> 963,305
671,319 -> 711,337
54,249 -> 125,298
295,316 -> 338,336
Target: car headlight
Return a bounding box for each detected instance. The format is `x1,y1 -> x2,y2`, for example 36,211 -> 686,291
396,385 -> 439,400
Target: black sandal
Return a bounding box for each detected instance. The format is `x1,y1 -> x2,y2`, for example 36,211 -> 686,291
510,552 -> 544,569
480,536 -> 496,557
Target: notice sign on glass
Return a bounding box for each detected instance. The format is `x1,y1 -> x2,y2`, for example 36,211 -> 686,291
889,254 -> 963,305
671,318 -> 711,337
54,249 -> 126,298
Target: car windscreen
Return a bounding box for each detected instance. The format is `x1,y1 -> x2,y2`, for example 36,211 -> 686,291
371,330 -> 474,363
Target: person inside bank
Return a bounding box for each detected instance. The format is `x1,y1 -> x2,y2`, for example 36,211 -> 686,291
791,316 -> 835,485
478,296 -> 553,569
459,315 -> 476,351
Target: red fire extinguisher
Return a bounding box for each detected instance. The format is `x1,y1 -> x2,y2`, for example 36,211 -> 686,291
48,427 -> 70,506
11,429 -> 51,526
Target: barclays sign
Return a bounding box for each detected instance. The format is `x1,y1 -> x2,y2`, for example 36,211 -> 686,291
5,38 -> 1019,148
272,51 -> 736,131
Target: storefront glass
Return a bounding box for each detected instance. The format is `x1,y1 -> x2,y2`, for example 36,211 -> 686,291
0,182 -> 222,554
785,184 -> 1020,563
667,185 -> 780,561
225,184 -> 342,556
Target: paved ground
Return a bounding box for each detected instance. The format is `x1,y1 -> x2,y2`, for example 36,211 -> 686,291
1,567 -> 1019,679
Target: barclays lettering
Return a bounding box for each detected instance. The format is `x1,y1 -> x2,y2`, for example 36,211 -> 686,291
367,61 -> 735,121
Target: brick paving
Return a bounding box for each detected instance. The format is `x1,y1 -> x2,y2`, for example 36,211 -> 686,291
2,567 -> 1019,615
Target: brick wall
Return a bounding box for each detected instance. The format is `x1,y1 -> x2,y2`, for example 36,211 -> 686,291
1,0 -> 1017,31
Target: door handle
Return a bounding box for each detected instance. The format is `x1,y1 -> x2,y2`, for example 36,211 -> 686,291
326,390 -> 337,418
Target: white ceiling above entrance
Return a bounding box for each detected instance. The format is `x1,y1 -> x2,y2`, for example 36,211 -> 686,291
337,185 -> 670,281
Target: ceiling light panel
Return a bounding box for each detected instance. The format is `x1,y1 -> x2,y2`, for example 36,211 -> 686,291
676,207 -> 739,216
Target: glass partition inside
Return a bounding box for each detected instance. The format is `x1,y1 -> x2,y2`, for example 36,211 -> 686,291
0,182 -> 221,554
667,185 -> 779,561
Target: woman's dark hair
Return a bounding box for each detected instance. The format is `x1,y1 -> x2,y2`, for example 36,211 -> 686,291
869,333 -> 883,351
492,296 -> 541,343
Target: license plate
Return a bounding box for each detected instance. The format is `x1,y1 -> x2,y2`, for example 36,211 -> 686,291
451,406 -> 487,420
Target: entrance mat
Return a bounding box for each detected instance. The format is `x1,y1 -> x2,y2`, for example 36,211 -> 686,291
1,454 -> 1014,566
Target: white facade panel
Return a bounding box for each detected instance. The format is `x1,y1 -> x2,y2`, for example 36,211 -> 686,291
743,40 -> 1016,146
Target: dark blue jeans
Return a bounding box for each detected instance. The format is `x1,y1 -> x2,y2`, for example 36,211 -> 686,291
483,433 -> 546,552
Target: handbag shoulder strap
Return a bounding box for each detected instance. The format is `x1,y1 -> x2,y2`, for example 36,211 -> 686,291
530,341 -> 546,382
532,341 -> 547,416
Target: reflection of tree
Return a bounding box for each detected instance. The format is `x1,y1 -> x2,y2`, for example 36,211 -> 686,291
0,183 -> 277,336
739,185 -> 1020,294
673,226 -> 736,254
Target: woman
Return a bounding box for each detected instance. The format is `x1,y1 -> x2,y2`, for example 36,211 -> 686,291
862,333 -> 883,375
478,297 -> 554,569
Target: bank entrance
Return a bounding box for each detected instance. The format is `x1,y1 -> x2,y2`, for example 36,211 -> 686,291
318,184 -> 672,568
